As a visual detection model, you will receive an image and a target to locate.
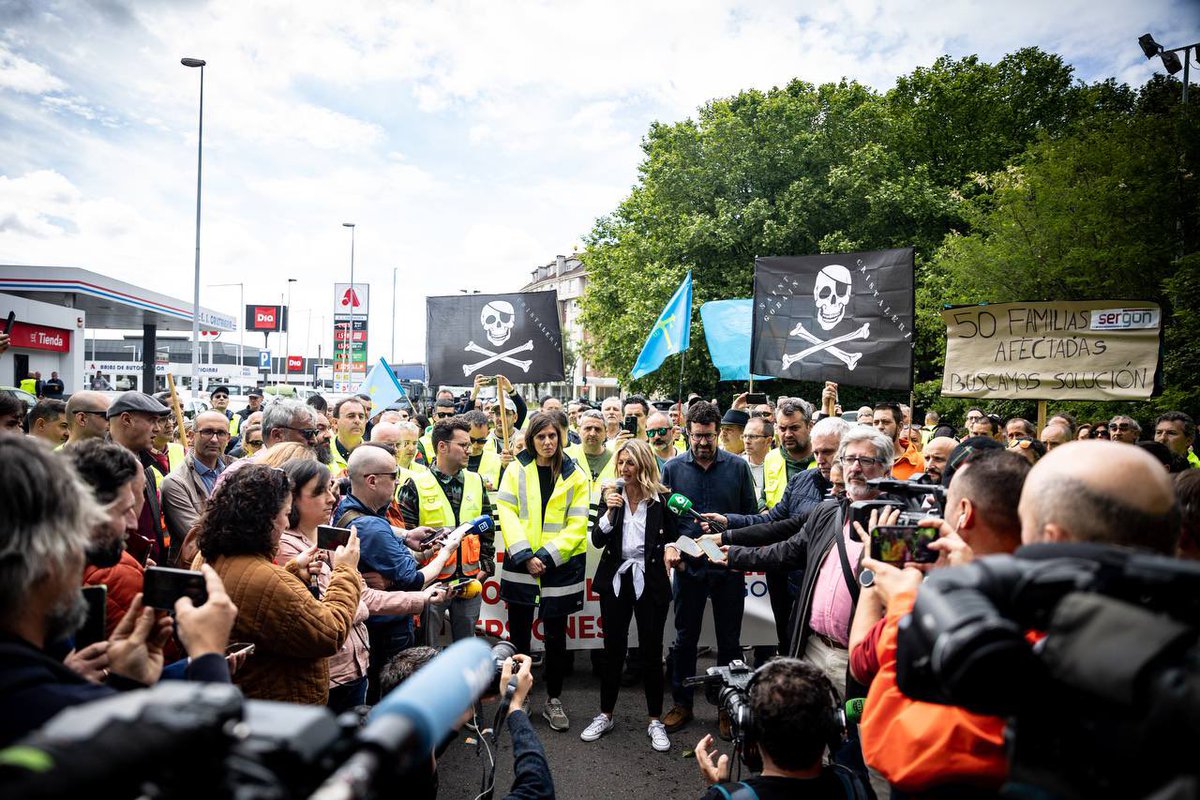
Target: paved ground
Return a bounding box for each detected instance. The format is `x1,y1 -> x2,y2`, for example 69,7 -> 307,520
437,650 -> 735,800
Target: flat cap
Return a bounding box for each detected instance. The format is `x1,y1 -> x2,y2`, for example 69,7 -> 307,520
107,391 -> 170,419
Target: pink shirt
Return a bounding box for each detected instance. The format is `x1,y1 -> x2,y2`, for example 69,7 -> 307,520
807,521 -> 864,646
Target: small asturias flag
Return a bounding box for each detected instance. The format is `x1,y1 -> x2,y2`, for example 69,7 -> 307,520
631,272 -> 693,379
358,357 -> 407,411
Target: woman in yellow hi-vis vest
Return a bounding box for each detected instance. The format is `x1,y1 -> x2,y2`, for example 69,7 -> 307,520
496,411 -> 589,733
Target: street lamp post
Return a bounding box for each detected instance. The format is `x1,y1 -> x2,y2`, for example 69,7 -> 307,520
343,223 -> 355,392
182,56 -> 206,397
285,277 -> 297,385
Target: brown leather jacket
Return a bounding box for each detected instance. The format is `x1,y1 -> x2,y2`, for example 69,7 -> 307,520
209,553 -> 361,705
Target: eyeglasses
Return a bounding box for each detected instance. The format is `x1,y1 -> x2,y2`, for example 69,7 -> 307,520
196,429 -> 231,439
646,427 -> 671,437
689,432 -> 717,442
279,425 -> 318,439
246,438 -> 264,446
1008,439 -> 1035,450
78,410 -> 108,417
1111,423 -> 1137,431
366,470 -> 400,481
841,455 -> 884,467
470,436 -> 489,444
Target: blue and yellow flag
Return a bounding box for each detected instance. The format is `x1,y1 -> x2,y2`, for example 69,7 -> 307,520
358,357 -> 408,410
631,272 -> 692,379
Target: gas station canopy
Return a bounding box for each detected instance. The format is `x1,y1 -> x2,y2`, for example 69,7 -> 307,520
0,265 -> 237,332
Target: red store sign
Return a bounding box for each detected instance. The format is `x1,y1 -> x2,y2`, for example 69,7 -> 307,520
10,321 -> 71,353
286,355 -> 304,372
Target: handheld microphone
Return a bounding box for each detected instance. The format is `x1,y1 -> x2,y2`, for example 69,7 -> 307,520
312,638 -> 493,799
844,697 -> 865,724
666,493 -> 726,533
613,478 -> 626,492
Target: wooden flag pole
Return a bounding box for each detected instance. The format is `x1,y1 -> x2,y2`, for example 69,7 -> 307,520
165,372 -> 189,449
1036,400 -> 1048,434
496,375 -> 510,452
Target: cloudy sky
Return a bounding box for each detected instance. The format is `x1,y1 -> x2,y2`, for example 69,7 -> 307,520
0,0 -> 1196,364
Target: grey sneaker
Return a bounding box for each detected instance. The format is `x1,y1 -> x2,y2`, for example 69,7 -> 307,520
648,719 -> 670,752
580,713 -> 614,742
543,698 -> 569,731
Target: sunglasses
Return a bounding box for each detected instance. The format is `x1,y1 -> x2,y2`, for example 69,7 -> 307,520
646,427 -> 671,437
279,425 -> 318,439
470,436 -> 489,444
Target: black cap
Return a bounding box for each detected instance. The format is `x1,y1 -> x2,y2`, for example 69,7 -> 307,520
209,385 -> 230,397
248,387 -> 264,398
107,392 -> 171,419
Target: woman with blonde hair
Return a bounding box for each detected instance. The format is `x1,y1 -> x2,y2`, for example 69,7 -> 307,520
257,442 -> 315,467
579,437 -> 680,752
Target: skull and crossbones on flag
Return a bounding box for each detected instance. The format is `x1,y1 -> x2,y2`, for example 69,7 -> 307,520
750,249 -> 915,391
426,291 -> 566,386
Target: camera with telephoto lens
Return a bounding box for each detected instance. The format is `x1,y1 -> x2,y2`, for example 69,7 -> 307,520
849,477 -> 945,534
896,543 -> 1200,799
490,640 -> 517,697
0,639 -> 496,800
684,660 -> 761,771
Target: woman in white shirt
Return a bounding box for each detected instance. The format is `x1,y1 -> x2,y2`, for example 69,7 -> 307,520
580,438 -> 680,752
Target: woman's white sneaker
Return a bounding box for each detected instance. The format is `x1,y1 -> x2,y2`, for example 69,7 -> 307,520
648,719 -> 670,752
580,714 -> 615,742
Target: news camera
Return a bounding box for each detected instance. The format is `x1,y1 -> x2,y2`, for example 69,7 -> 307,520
847,477 -> 945,535
684,660 -> 761,771
895,542 -> 1200,799
0,639 -> 497,800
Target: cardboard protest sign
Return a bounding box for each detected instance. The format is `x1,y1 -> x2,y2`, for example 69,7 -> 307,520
940,300 -> 1162,400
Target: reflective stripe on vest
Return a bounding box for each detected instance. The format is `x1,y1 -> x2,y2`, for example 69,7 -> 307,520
413,469 -> 484,578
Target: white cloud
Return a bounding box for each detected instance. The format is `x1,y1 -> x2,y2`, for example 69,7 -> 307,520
0,0 -> 1194,367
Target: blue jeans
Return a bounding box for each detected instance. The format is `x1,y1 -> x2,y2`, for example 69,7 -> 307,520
670,568 -> 745,707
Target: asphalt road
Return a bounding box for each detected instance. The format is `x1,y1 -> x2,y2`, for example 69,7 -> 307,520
436,650 -> 734,800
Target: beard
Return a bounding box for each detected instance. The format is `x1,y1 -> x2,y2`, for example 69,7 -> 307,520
46,589 -> 89,644
314,442 -> 333,465
85,534 -> 125,568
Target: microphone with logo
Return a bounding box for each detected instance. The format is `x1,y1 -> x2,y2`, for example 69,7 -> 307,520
666,493 -> 727,534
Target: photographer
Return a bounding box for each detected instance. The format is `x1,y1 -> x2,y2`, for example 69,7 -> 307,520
378,647 -> 554,800
0,437 -> 236,747
854,450 -> 1029,796
694,658 -> 869,799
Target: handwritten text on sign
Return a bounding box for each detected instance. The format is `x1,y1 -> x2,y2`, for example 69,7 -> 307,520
940,301 -> 1161,400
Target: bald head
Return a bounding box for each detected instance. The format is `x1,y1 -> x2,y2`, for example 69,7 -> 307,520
921,436 -> 957,484
348,443 -> 396,481
370,422 -> 403,444
1018,440 -> 1180,554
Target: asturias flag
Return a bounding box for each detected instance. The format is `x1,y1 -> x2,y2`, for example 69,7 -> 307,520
631,272 -> 693,379
358,357 -> 408,411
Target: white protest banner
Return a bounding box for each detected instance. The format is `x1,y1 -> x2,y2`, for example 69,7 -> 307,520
940,300 -> 1162,401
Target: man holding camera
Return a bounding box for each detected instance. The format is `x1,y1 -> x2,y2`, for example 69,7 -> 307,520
694,659 -> 869,799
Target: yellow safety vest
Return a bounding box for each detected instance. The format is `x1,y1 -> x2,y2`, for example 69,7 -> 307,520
763,448 -> 788,508
19,378 -> 35,395
413,468 -> 485,579
470,446 -> 503,491
397,460 -> 429,489
329,438 -> 350,472
167,442 -> 186,474
228,413 -> 240,436
564,443 -> 617,506
418,433 -> 434,464
494,454 -> 589,610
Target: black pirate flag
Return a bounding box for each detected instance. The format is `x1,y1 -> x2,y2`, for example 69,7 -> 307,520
426,291 -> 566,386
750,248 -> 914,390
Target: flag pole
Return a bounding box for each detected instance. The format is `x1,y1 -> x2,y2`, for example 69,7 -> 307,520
677,349 -> 686,418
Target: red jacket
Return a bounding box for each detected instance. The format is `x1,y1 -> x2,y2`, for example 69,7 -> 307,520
82,552 -> 144,638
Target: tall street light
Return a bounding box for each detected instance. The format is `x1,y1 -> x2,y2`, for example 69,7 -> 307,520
285,277 -> 297,384
182,56 -> 206,396
343,223 -> 356,392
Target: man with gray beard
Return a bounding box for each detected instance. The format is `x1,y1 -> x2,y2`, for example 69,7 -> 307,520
0,436 -> 237,746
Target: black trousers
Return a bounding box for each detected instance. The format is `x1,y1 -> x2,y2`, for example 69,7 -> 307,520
508,603 -> 568,698
599,571 -> 668,717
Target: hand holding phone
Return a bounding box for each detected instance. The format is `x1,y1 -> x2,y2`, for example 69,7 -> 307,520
316,524 -> 352,551
623,415 -> 639,435
3,310 -> 15,334
142,566 -> 208,610
745,392 -> 767,406
76,586 -> 108,648
698,536 -> 727,563
869,525 -> 939,565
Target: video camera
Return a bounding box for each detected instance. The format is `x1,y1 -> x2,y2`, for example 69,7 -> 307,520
848,476 -> 945,534
0,639 -> 496,800
896,543 -> 1200,799
685,660 -> 761,771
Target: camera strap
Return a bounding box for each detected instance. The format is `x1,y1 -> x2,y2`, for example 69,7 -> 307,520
832,506 -> 860,605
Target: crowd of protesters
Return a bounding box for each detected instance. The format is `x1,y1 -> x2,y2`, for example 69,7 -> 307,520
0,370 -> 1196,799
